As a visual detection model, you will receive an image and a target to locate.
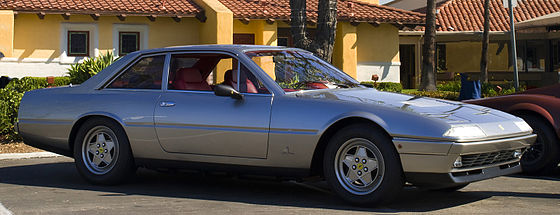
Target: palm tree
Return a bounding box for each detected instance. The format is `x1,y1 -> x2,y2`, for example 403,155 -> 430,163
420,0 -> 437,91
289,0 -> 338,62
480,0 -> 490,83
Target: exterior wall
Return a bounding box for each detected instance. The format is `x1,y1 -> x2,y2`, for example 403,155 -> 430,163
356,23 -> 401,82
0,10 -> 14,58
446,41 -> 511,73
1,13 -> 200,77
233,19 -> 277,46
332,22 -> 357,78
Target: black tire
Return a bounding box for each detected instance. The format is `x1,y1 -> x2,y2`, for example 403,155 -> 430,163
518,114 -> 560,175
323,124 -> 403,205
74,117 -> 136,185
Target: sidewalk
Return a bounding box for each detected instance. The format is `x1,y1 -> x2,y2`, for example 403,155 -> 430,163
0,152 -> 61,160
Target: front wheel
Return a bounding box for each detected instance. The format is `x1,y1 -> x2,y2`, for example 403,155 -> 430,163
518,114 -> 560,175
323,124 -> 403,205
74,117 -> 136,185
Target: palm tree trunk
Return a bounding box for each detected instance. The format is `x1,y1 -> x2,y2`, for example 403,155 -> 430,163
420,0 -> 437,91
290,0 -> 337,62
311,0 -> 338,62
480,0 -> 490,83
289,0 -> 311,50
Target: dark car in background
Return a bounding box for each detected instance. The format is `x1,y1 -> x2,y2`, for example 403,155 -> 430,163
466,84 -> 560,174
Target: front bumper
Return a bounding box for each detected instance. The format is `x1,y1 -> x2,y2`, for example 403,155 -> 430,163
395,134 -> 536,187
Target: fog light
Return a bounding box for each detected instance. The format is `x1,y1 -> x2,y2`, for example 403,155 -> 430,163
453,156 -> 463,168
513,149 -> 523,159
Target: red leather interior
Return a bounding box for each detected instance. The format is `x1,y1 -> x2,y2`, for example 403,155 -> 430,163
173,68 -> 212,91
224,70 -> 258,93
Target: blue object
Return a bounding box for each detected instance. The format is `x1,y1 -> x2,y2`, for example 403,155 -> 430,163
458,73 -> 481,100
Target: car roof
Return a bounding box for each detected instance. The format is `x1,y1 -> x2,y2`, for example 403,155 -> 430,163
132,45 -> 306,56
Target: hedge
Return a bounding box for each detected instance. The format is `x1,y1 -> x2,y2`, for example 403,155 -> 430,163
361,82 -> 403,92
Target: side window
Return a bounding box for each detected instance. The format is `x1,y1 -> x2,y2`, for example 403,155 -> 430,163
107,55 -> 164,89
168,55 -> 211,91
236,64 -> 270,94
166,53 -> 270,94
221,60 -> 269,94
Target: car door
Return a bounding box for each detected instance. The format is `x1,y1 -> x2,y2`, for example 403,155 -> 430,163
154,52 -> 272,159
99,54 -> 166,150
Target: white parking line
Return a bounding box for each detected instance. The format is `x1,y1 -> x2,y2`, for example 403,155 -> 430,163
0,202 -> 12,215
0,152 -> 61,161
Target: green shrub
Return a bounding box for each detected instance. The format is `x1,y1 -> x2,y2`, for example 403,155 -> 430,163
0,77 -> 49,142
402,89 -> 460,101
437,81 -> 461,92
361,82 -> 403,92
68,52 -> 116,84
53,76 -> 72,86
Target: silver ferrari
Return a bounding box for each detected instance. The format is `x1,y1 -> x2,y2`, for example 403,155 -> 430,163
17,45 -> 535,205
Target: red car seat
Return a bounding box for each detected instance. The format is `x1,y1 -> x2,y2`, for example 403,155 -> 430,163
173,68 -> 211,91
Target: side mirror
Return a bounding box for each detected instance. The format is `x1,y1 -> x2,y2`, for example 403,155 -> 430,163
214,84 -> 243,100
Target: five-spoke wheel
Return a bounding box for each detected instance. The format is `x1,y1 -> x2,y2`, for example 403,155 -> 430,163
324,124 -> 403,205
74,117 -> 135,184
335,138 -> 384,195
82,126 -> 119,175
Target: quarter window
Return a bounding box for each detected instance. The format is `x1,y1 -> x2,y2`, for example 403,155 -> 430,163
108,55 -> 165,89
68,31 -> 89,56
119,32 -> 140,55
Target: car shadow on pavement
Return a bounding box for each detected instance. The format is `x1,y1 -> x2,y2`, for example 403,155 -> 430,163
0,161 -> 558,213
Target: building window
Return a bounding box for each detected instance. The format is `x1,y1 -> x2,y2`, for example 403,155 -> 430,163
119,32 -> 140,55
278,37 -> 289,46
436,44 -> 447,71
233,34 -> 255,45
68,31 -> 89,56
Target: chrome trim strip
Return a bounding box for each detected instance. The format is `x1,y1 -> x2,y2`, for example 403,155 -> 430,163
450,160 -> 521,172
18,119 -> 73,125
155,123 -> 269,133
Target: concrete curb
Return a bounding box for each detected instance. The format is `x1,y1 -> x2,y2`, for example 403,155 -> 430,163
0,202 -> 12,215
0,152 -> 61,160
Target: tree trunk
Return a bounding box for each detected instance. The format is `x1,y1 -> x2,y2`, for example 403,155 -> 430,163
420,0 -> 437,91
480,0 -> 490,83
290,0 -> 337,62
290,0 -> 311,50
311,0 -> 338,62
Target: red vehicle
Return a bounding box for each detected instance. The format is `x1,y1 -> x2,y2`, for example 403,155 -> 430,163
466,84 -> 560,174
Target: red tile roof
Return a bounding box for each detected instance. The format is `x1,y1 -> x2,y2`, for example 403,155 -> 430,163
218,0 -> 425,24
0,0 -> 203,17
436,0 -> 560,31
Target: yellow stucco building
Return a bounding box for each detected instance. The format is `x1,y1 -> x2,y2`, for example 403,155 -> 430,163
396,0 -> 560,88
0,0 -> 424,83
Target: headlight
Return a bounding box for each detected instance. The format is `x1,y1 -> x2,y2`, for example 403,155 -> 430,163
444,125 -> 486,139
514,121 -> 533,133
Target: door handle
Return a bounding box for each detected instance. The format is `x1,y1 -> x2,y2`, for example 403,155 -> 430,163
159,101 -> 176,107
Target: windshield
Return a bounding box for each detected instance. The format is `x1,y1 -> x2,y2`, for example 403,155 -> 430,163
245,50 -> 360,92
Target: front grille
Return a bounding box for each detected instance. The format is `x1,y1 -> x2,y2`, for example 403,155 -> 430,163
459,149 -> 521,169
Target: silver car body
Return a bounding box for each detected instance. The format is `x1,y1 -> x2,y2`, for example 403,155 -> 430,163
17,45 -> 535,186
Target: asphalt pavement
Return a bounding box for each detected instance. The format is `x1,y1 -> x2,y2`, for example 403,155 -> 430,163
0,157 -> 559,214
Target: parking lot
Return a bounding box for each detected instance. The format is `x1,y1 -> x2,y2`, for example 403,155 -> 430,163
0,156 -> 559,214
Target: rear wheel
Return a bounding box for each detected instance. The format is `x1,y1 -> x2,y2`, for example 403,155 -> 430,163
74,117 -> 136,184
323,124 -> 403,205
518,114 -> 560,175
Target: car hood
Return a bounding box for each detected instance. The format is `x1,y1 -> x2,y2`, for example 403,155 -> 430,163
293,88 -> 524,137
